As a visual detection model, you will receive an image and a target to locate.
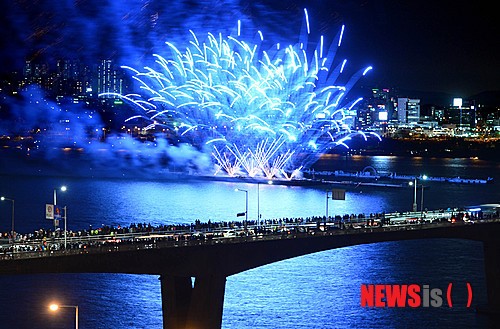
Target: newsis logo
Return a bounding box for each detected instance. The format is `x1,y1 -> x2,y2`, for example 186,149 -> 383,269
360,283 -> 473,308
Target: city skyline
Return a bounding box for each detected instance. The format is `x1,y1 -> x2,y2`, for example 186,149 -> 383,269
2,56 -> 499,134
0,1 -> 498,171
4,56 -> 500,108
0,2 -> 499,328
0,1 -> 498,98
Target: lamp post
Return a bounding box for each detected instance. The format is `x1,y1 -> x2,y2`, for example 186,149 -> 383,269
63,206 -> 68,250
257,180 -> 273,225
1,197 -> 15,243
410,178 -> 418,212
53,186 -> 67,231
49,304 -> 78,329
325,190 -> 330,221
235,188 -> 248,230
409,175 -> 427,212
257,184 -> 260,224
53,185 -> 67,207
420,175 -> 428,220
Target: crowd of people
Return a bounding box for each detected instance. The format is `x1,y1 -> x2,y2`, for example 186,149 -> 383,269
0,209 -> 497,256
1,212 -> 387,243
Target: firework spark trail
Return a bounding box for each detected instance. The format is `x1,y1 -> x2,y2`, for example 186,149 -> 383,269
101,8 -> 381,178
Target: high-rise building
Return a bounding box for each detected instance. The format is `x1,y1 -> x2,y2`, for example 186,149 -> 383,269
397,98 -> 420,123
54,60 -> 85,96
96,60 -> 126,98
430,106 -> 445,123
22,61 -> 50,91
371,88 -> 393,122
372,88 -> 389,103
446,98 -> 476,127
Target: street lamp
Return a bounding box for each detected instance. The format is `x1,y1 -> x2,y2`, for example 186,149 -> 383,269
409,175 -> 427,212
1,196 -> 15,243
420,175 -> 428,221
53,186 -> 67,231
235,188 -> 248,230
53,185 -> 67,207
257,180 -> 273,224
325,190 -> 334,221
409,178 -> 417,212
63,206 -> 68,250
49,304 -> 79,329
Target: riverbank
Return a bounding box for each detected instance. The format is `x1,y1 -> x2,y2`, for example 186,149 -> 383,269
0,138 -> 498,183
355,137 -> 500,161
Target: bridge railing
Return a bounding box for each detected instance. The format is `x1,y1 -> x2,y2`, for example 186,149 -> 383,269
1,217 -> 498,262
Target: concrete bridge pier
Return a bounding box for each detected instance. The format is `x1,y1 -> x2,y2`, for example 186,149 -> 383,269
160,274 -> 227,329
482,240 -> 500,315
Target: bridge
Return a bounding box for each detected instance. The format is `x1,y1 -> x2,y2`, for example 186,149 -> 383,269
1,216 -> 499,329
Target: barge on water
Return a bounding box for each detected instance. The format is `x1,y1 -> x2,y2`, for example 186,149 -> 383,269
304,169 -> 494,184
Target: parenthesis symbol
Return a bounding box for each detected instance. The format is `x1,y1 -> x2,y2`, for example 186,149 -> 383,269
466,282 -> 473,308
446,282 -> 453,308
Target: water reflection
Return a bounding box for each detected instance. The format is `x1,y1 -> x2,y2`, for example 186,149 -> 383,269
223,240 -> 489,329
1,176 -> 411,232
0,156 -> 498,328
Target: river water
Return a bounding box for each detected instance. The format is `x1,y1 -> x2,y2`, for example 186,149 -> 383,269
0,155 -> 499,328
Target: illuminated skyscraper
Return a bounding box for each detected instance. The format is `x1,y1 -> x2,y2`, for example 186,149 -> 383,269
22,60 -> 50,91
397,98 -> 420,123
447,98 -> 476,127
371,88 -> 395,122
96,60 -> 125,98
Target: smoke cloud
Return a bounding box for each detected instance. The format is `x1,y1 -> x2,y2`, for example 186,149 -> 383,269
0,85 -> 213,177
0,1 -> 355,178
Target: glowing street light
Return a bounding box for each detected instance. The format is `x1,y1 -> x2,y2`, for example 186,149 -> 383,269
257,180 -> 273,223
52,185 -> 67,233
409,179 -> 417,212
409,175 -> 428,213
49,303 -> 79,329
235,188 -> 248,230
420,175 -> 428,221
53,185 -> 67,206
325,190 -> 331,221
0,196 -> 15,243
63,206 -> 68,250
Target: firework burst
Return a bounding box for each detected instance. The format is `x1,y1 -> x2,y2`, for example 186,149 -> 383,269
101,9 -> 381,178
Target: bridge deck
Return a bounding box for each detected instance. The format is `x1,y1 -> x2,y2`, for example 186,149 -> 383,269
0,218 -> 498,277
1,216 -> 499,329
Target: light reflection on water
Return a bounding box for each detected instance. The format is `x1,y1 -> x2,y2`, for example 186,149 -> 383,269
5,174 -> 497,233
0,156 -> 498,328
223,240 -> 490,329
1,177 -> 400,231
0,241 -> 490,329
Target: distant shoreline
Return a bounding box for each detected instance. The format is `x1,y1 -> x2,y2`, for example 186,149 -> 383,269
0,138 -> 498,180
342,137 -> 500,161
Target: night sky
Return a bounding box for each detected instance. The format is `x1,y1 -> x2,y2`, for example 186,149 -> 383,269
0,0 -> 498,97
